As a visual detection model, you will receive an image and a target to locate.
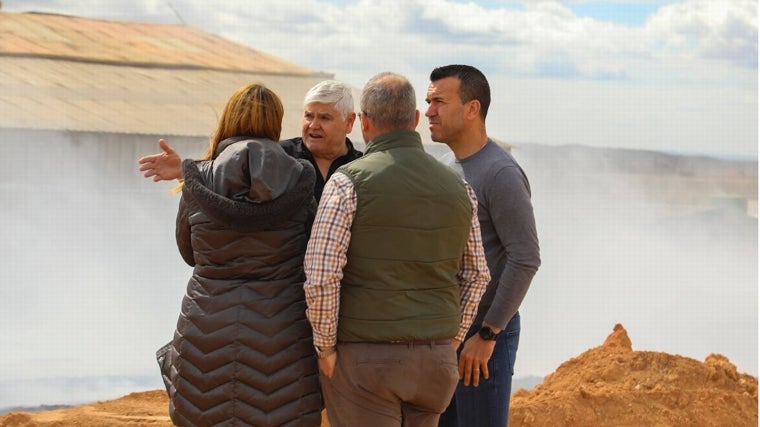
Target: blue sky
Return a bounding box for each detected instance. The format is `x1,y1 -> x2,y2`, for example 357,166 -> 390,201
4,0 -> 757,158
566,1 -> 664,25
425,0 -> 669,25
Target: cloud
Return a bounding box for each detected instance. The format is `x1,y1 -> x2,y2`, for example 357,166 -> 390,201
534,51 -> 581,78
9,0 -> 754,80
3,0 -> 756,156
215,0 -> 755,87
645,0 -> 758,68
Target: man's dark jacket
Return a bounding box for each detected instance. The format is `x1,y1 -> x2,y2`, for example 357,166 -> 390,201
280,137 -> 362,202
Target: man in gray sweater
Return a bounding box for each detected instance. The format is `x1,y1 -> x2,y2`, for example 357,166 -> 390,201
427,65 -> 541,427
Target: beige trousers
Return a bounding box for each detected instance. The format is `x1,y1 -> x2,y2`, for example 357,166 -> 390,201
320,341 -> 459,427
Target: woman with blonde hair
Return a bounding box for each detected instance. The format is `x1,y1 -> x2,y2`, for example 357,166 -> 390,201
163,82 -> 321,426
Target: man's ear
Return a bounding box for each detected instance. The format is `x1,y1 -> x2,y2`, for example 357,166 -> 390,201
345,112 -> 357,133
466,99 -> 481,121
360,113 -> 370,133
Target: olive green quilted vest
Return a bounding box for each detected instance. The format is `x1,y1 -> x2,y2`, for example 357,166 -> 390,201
336,130 -> 472,342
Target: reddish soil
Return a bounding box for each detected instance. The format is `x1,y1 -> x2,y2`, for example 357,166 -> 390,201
2,324 -> 756,427
509,324 -> 758,426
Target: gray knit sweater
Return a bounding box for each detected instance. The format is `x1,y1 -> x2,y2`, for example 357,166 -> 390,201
441,140 -> 541,329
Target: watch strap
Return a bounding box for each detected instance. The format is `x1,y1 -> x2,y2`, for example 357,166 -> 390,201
478,325 -> 499,341
315,346 -> 336,359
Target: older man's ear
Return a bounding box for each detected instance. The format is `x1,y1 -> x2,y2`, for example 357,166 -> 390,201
344,112 -> 357,134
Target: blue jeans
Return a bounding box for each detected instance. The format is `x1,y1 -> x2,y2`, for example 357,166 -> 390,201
438,313 -> 521,427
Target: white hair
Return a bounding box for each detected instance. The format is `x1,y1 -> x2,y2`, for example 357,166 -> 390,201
303,80 -> 355,119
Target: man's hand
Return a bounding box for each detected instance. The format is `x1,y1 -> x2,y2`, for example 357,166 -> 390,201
318,352 -> 337,378
459,332 -> 498,387
138,139 -> 183,182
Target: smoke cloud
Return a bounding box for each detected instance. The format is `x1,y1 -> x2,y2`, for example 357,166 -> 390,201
0,134 -> 756,409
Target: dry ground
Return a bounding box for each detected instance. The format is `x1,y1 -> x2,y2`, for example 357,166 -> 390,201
2,324 -> 756,427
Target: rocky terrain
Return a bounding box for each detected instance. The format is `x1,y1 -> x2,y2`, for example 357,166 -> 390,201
2,324 -> 755,427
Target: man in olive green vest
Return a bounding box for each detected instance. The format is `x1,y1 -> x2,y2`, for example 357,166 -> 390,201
303,71 -> 491,426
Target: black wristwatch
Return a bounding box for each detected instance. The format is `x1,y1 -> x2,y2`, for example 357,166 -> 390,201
478,325 -> 500,341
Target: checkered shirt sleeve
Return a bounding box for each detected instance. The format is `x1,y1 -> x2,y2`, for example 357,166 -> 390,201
303,173 -> 356,349
456,183 -> 491,342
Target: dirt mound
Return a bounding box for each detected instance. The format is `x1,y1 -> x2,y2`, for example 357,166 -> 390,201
509,324 -> 758,426
0,390 -> 173,427
2,324 -> 756,426
0,390 -> 331,427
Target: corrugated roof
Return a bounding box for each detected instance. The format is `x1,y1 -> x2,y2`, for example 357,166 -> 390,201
0,11 -> 319,74
0,11 -> 341,138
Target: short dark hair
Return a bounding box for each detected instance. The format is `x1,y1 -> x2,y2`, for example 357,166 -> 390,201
430,65 -> 491,121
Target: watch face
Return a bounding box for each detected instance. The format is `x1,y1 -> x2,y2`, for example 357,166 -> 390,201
479,326 -> 496,340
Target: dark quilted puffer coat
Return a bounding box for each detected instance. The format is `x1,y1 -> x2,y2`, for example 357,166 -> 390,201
168,137 -> 321,426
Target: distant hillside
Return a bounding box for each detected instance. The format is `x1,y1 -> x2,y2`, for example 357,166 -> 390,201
0,375 -> 160,414
508,142 -> 757,217
512,376 -> 544,393
0,404 -> 71,415
513,143 -> 757,177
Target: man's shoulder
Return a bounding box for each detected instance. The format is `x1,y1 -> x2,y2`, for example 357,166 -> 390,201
482,144 -> 534,196
334,139 -> 363,172
470,141 -> 521,169
279,137 -> 303,148
345,138 -> 364,159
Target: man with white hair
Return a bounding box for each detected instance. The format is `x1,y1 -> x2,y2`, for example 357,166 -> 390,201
138,80 -> 362,202
280,80 -> 363,201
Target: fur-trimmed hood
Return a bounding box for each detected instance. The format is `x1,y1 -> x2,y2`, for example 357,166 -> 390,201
180,137 -> 316,231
